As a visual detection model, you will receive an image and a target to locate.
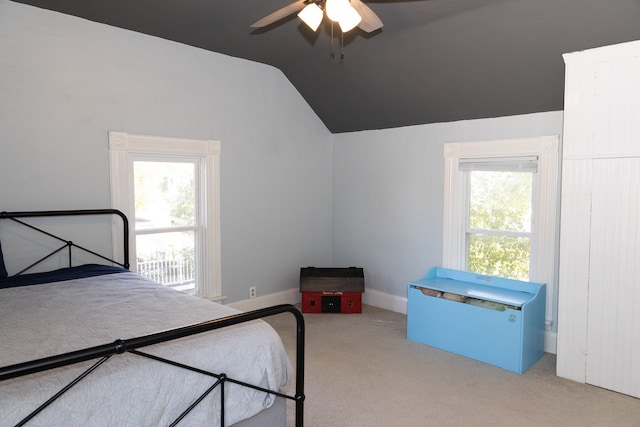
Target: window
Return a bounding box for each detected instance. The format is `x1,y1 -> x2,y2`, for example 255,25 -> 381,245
109,132 -> 221,298
461,157 -> 537,281
443,136 -> 558,324
133,160 -> 198,292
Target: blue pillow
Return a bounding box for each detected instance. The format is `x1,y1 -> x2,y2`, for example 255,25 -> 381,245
0,240 -> 7,279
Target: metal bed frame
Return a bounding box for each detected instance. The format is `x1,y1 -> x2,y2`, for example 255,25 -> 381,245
0,209 -> 305,427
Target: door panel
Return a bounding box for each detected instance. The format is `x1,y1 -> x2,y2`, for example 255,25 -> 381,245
586,158 -> 640,397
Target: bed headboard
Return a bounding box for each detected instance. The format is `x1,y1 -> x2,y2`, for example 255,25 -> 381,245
0,209 -> 129,275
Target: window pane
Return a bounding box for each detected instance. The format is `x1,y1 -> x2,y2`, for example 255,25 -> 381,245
469,171 -> 532,232
467,233 -> 530,281
135,231 -> 195,292
133,161 -> 196,230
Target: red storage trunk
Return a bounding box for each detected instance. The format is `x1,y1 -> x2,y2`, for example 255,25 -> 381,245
300,267 -> 364,313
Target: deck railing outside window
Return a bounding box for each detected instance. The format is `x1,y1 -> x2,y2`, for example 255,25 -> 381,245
137,257 -> 195,292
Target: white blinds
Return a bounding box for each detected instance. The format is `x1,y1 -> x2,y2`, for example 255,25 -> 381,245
459,156 -> 538,172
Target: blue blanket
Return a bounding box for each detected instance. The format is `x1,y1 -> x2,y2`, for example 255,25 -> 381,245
0,264 -> 128,289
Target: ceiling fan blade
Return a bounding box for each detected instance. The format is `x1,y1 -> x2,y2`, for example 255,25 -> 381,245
351,0 -> 384,33
250,0 -> 307,28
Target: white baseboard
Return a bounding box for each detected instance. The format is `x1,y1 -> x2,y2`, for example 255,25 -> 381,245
227,287 -> 300,312
363,288 -> 408,315
227,287 -> 407,313
545,331 -> 557,355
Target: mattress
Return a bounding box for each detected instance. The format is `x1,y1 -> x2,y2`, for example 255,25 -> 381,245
0,267 -> 291,426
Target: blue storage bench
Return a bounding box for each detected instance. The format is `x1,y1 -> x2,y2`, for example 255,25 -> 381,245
407,267 -> 545,374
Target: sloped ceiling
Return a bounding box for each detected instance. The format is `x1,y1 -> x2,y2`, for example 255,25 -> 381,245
12,0 -> 640,133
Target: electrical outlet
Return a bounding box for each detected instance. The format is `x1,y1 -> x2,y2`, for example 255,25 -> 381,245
249,286 -> 256,299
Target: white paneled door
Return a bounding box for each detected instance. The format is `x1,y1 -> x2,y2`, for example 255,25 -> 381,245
586,158 -> 640,397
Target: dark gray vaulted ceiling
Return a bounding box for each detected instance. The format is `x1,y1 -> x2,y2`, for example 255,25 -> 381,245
12,0 -> 640,133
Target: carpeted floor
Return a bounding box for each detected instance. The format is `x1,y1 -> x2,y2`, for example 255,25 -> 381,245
265,304 -> 640,426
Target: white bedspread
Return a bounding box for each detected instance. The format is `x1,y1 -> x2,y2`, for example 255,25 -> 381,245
0,272 -> 291,426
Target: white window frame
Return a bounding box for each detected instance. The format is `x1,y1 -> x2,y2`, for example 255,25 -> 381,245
109,132 -> 221,299
443,136 -> 559,333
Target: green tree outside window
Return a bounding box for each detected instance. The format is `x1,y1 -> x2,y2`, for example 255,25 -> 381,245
467,171 -> 533,281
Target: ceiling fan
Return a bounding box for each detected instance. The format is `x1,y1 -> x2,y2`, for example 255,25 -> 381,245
250,0 -> 384,34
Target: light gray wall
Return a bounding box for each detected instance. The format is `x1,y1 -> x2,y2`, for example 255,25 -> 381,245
332,111 -> 564,302
0,0 -> 333,302
0,1 -> 566,311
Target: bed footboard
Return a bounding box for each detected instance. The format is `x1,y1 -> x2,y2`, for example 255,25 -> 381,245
0,304 -> 305,427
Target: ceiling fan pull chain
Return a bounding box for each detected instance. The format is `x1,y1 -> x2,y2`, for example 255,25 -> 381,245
330,20 -> 335,61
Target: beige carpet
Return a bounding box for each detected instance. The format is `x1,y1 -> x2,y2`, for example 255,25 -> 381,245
265,304 -> 640,427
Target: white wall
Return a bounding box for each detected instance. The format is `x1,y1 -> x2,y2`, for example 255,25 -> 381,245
332,112 -> 564,322
0,0 -> 333,303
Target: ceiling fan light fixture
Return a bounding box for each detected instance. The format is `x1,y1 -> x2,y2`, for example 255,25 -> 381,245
298,3 -> 324,32
338,5 -> 362,32
325,0 -> 351,21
